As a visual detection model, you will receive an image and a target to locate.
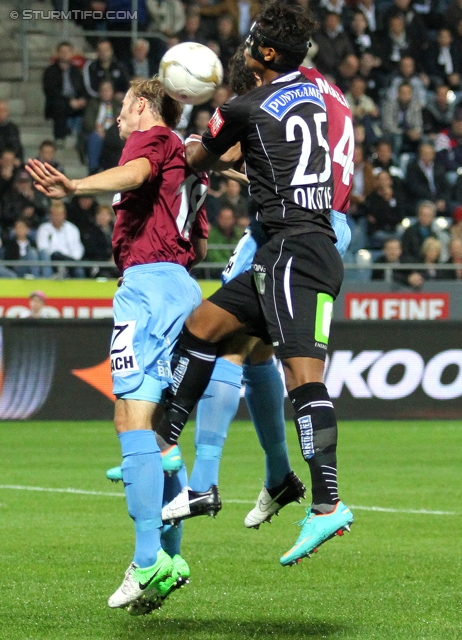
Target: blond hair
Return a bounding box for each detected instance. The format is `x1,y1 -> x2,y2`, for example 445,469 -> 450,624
129,78 -> 183,130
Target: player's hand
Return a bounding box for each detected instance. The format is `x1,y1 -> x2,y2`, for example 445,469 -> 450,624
26,160 -> 75,199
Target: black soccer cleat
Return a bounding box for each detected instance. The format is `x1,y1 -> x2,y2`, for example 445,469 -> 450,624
162,485 -> 222,525
245,471 -> 306,528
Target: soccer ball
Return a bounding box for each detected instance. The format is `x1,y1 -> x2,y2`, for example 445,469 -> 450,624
159,42 -> 224,106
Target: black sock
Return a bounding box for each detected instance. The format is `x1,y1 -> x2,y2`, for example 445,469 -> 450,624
156,326 -> 217,446
289,382 -> 339,509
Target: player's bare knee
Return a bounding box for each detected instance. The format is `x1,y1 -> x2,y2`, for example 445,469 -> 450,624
282,357 -> 325,393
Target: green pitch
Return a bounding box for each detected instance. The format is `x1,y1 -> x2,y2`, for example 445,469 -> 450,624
0,420 -> 460,640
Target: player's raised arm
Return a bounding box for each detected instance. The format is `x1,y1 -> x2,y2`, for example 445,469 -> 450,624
26,158 -> 151,197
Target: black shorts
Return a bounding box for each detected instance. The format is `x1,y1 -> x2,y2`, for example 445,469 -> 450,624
208,232 -> 343,360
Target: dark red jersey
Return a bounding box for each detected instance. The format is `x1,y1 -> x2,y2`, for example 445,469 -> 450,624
299,66 -> 354,214
112,126 -> 208,272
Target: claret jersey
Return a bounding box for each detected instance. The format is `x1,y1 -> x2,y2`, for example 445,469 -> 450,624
202,71 -> 335,239
299,66 -> 354,214
112,126 -> 208,272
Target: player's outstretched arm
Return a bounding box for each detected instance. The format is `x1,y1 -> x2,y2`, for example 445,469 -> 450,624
185,138 -> 242,173
26,158 -> 151,198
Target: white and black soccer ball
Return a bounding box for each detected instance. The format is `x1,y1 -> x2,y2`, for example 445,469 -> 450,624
159,42 -> 224,106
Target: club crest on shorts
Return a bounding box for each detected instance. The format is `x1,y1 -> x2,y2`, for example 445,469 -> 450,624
110,321 -> 140,376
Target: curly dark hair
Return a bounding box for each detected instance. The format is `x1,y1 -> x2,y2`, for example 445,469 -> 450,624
228,44 -> 259,96
255,1 -> 317,68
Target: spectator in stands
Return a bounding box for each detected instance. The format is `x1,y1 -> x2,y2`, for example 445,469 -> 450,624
0,149 -> 20,198
424,28 -> 462,91
356,0 -> 381,33
335,54 -> 361,93
445,0 -> 462,36
411,0 -> 442,30
450,205 -> 462,240
404,142 -> 450,214
316,0 -> 348,23
125,39 -> 158,79
146,0 -> 185,37
100,122 -> 125,170
345,75 -> 380,146
219,178 -> 249,220
205,205 -> 241,274
385,55 -> 428,108
83,39 -> 130,101
435,109 -> 462,172
371,139 -> 404,186
379,12 -> 417,74
215,14 -> 241,72
198,0 -> 260,39
82,80 -> 121,174
371,237 -> 410,284
36,140 -> 64,173
66,194 -> 99,232
348,143 -> 375,253
348,10 -> 379,58
105,0 -> 149,61
80,204 -> 117,277
176,10 -> 209,45
357,52 -> 386,103
1,218 -> 44,278
1,169 -> 48,242
313,12 -> 355,78
43,41 -> 87,143
36,200 -> 85,278
423,85 -> 456,136
19,291 -> 52,318
401,200 -> 449,262
186,109 -> 213,138
350,143 -> 375,216
0,101 -> 23,162
365,169 -> 406,247
381,81 -> 423,156
419,236 -> 446,280
382,0 -> 429,52
443,236 -> 462,279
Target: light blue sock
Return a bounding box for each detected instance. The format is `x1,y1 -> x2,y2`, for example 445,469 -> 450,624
119,430 -> 163,568
243,359 -> 291,489
161,465 -> 188,557
189,358 -> 242,492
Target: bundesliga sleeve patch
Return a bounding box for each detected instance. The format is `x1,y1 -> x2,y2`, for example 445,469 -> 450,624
208,109 -> 224,137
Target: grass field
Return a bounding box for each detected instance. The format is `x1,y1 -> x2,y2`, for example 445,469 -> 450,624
0,420 -> 460,640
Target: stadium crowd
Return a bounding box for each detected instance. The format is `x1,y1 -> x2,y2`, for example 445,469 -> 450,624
1,0 -> 462,282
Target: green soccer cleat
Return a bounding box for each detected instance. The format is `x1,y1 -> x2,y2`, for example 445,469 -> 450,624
127,554 -> 190,616
105,445 -> 184,483
280,501 -> 354,567
108,548 -> 174,609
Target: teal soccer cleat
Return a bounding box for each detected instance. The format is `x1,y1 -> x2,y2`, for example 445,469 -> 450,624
106,445 -> 184,483
280,501 -> 354,566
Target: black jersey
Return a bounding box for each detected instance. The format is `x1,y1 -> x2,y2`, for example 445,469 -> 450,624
202,70 -> 335,239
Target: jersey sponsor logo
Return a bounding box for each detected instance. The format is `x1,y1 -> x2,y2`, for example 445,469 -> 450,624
208,108 -> 225,137
325,348 -> 462,401
110,321 -> 140,376
261,82 -> 326,121
345,293 -> 449,320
